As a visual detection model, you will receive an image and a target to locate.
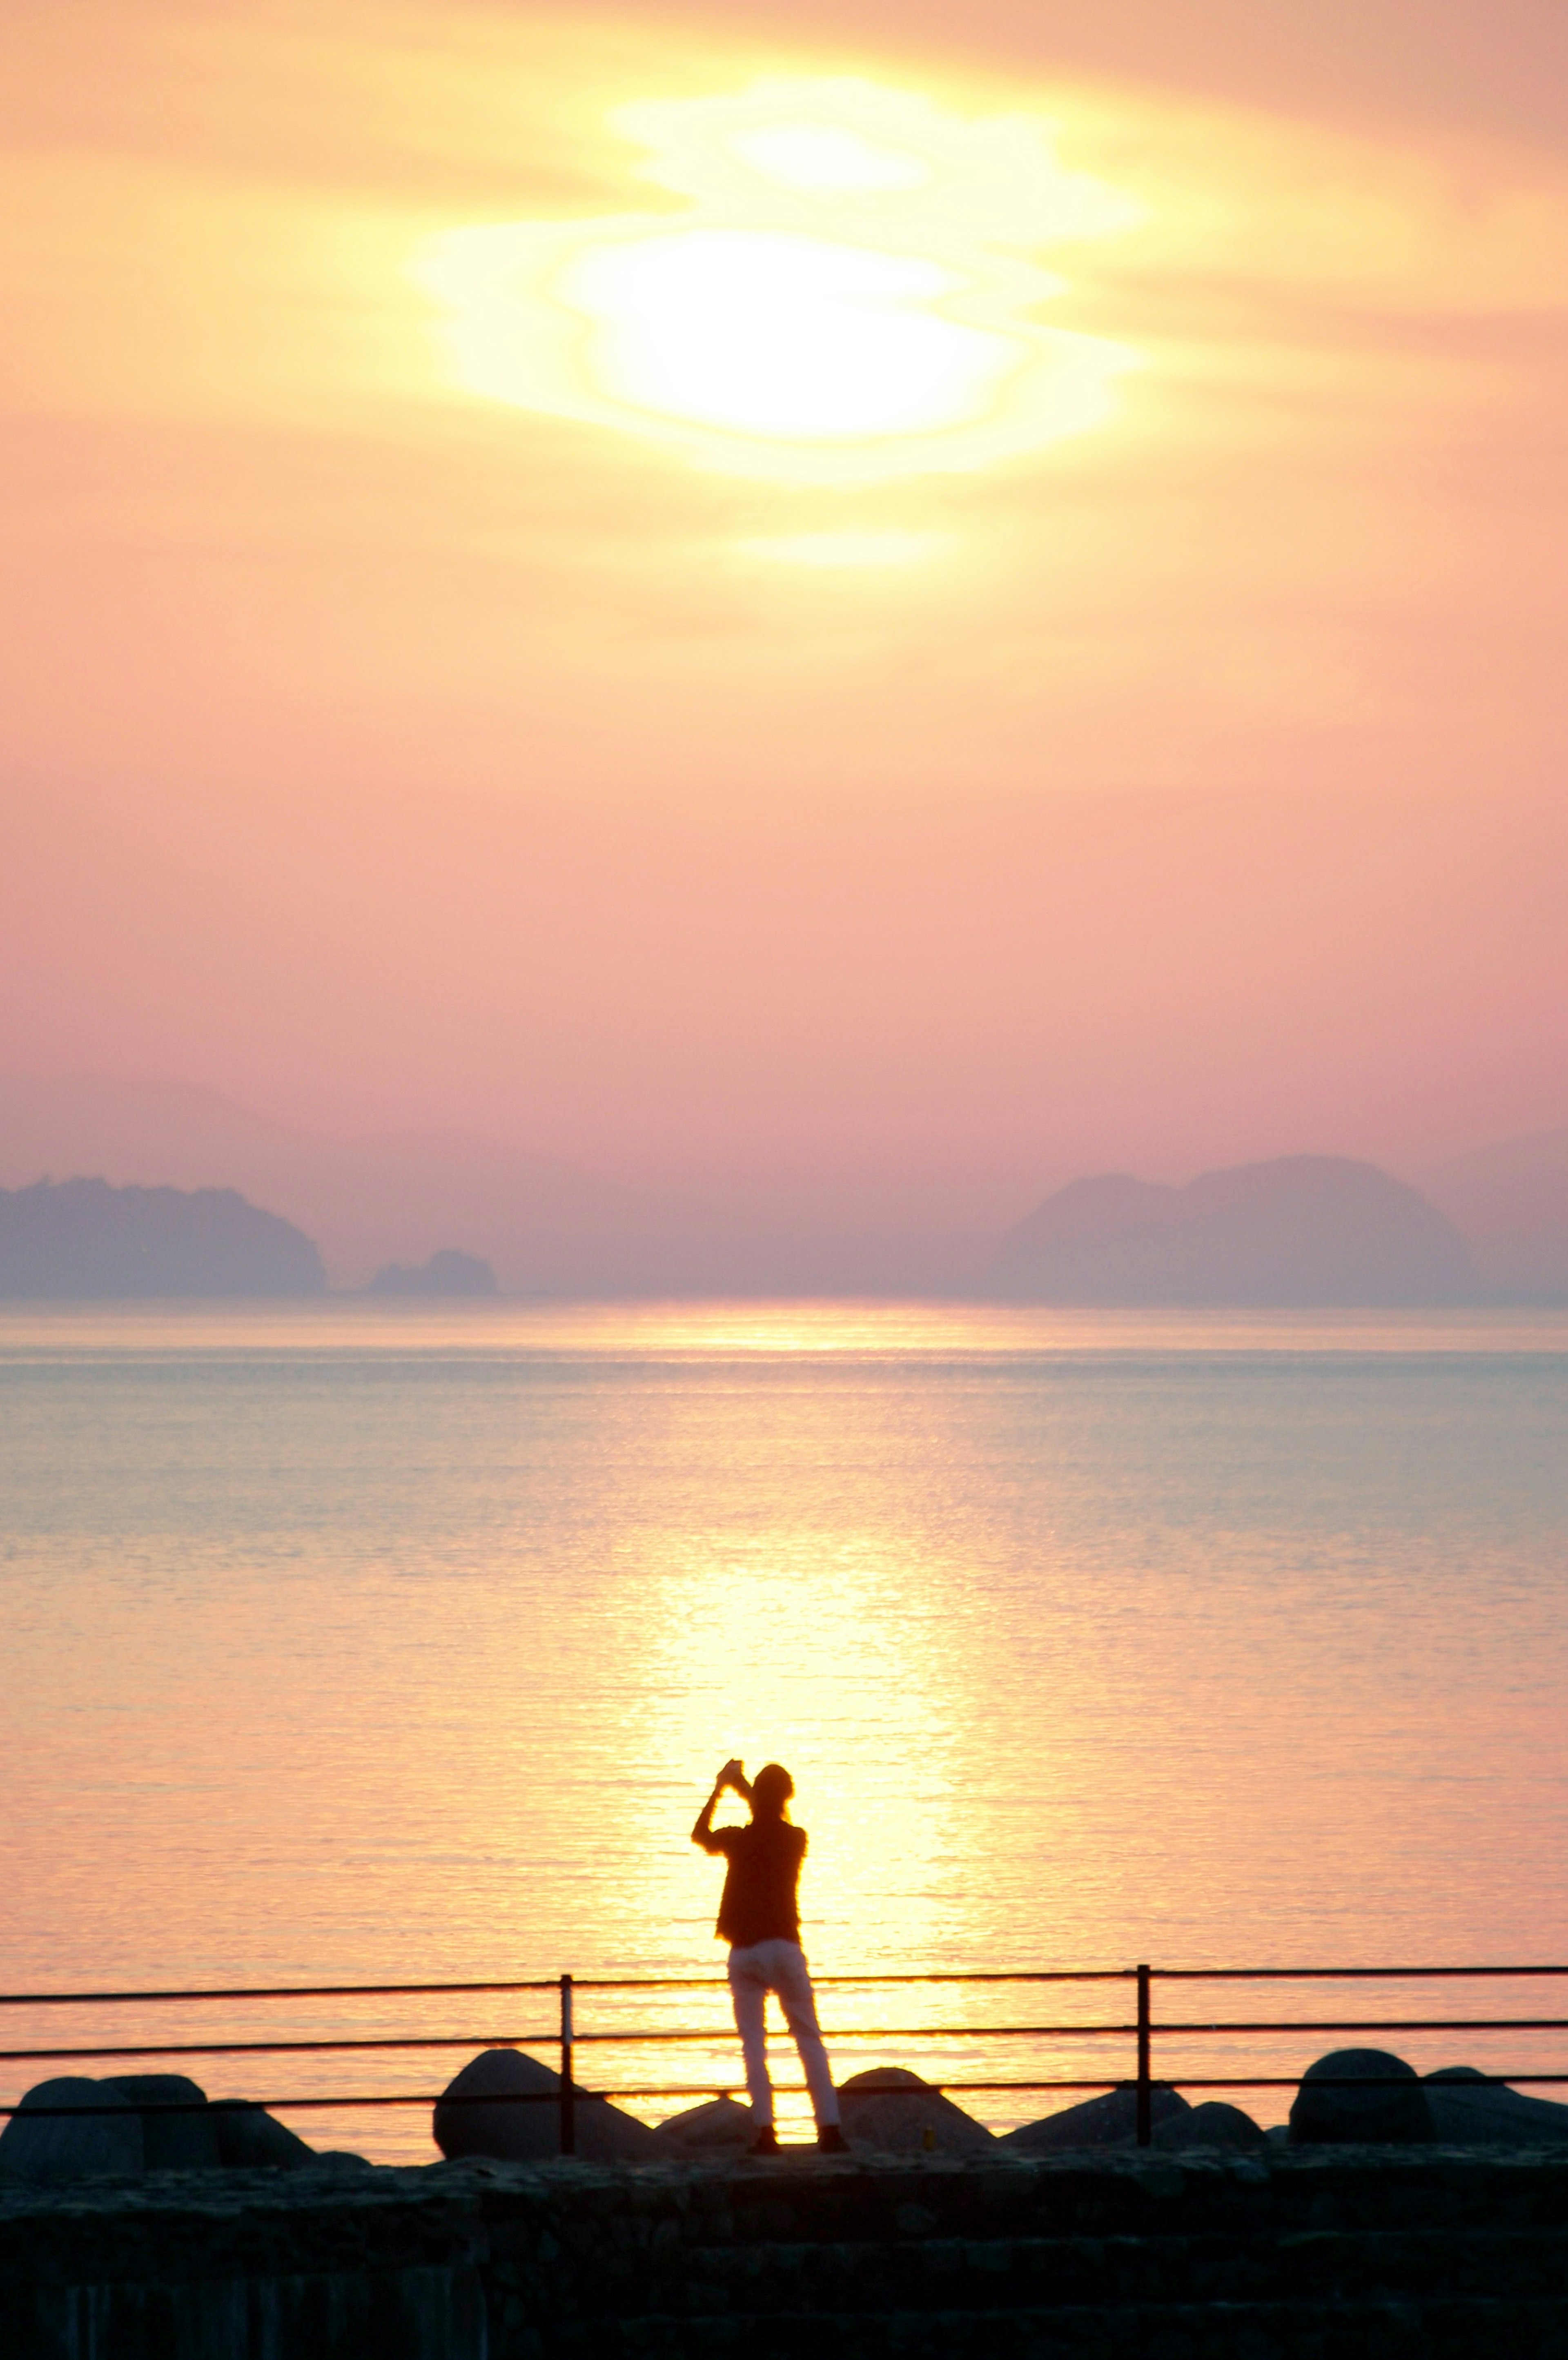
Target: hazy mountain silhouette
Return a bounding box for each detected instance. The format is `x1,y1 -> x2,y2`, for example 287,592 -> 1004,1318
991,1155 -> 1479,1305
0,1075 -> 984,1295
7,1074 -> 1558,1303
1423,1130 -> 1568,1301
0,1075 -> 654,1292
368,1249 -> 498,1298
0,1178 -> 325,1297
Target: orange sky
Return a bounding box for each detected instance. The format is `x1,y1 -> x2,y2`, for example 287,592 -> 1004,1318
2,0 -> 1565,1219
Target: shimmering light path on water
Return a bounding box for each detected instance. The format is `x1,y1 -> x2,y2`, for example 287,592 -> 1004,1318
2,1304 -> 1566,2155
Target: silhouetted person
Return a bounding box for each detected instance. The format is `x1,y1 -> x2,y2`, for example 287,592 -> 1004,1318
692,1758 -> 849,2155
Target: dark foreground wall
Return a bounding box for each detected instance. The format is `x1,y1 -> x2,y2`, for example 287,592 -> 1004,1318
7,2146 -> 1568,2359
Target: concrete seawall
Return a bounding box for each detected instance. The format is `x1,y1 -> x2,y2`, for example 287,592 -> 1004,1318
7,2146 -> 1568,2356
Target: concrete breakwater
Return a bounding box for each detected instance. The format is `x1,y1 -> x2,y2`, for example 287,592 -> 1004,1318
8,2046 -> 1568,2353
7,2146 -> 1568,2357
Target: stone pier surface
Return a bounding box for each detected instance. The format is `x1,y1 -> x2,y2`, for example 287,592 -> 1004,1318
6,2146 -> 1568,2358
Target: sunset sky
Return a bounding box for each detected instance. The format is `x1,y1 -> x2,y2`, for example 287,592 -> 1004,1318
4,0 -> 1566,1231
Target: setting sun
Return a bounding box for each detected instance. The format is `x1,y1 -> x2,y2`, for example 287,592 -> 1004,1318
414,78 -> 1140,481
559,230 -> 1016,441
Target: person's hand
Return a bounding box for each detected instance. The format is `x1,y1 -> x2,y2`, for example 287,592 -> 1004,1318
716,1757 -> 745,1793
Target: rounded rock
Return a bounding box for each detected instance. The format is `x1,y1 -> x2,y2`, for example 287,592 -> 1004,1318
1154,2100 -> 1269,2153
1424,2065 -> 1568,2146
433,2046 -> 661,2164
102,2074 -> 221,2171
211,2102 -> 316,2170
837,2066 -> 995,2156
0,2078 -> 145,2182
1289,2050 -> 1433,2145
1001,2085 -> 1190,2154
651,2097 -> 754,2155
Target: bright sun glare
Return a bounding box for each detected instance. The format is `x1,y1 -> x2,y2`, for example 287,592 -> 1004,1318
414,80 -> 1141,485
566,230 -> 1013,441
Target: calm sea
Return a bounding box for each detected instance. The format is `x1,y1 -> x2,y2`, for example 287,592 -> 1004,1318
3,1302 -> 1566,2155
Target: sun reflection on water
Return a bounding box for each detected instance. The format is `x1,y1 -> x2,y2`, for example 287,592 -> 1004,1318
3,1304 -> 1566,2156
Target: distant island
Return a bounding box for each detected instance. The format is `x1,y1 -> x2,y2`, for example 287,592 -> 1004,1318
367,1249 -> 498,1298
0,1152 -> 1536,1307
0,1178 -> 325,1297
6,1076 -> 1567,1300
990,1154 -> 1479,1306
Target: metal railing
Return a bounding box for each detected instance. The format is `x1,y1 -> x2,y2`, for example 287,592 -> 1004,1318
3,1963 -> 1566,2153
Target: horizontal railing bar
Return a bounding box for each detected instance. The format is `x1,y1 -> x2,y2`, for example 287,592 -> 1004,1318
9,2010 -> 1565,2068
1147,2074 -> 1568,2089
8,2016 -> 1565,2068
0,2038 -> 559,2064
0,2081 -> 1131,2118
596,2074 -> 1568,2093
1153,2020 -> 1568,2036
0,1970 -> 1135,2010
572,2023 -> 1136,2044
554,2072 -> 1568,2094
1150,1967 -> 1568,1981
0,1981 -> 564,2008
7,1966 -> 1563,2013
0,2098 -> 541,2118
0,2023 -> 1141,2066
551,1972 -> 1131,1991
794,1973 -> 1135,1987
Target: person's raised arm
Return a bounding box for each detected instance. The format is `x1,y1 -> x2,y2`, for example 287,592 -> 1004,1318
692,1758 -> 750,1850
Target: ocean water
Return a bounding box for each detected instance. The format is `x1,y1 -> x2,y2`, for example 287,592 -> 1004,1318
2,1301 -> 1566,2157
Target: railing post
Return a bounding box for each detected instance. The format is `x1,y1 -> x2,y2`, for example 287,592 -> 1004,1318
1136,1964 -> 1152,2147
559,1972 -> 575,2156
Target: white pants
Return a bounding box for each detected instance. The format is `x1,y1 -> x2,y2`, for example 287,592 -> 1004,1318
726,1939 -> 841,2128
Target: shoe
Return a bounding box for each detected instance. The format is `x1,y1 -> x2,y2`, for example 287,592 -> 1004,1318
749,2125 -> 780,2155
816,2124 -> 851,2155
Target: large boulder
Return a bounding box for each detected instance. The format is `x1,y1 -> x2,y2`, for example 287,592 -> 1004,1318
837,2068 -> 994,2156
1425,2066 -> 1568,2146
0,2078 -> 144,2182
1289,2050 -> 1433,2145
1001,2085 -> 1189,2154
1154,2100 -> 1268,2153
211,2102 -> 317,2170
651,2097 -> 755,2157
433,2048 -> 661,2164
102,2074 -> 222,2171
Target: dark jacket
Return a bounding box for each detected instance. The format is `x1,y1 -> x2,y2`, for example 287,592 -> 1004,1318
697,1818 -> 807,1947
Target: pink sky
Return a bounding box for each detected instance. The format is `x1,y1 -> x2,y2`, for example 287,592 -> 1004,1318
2,0 -> 1565,1225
